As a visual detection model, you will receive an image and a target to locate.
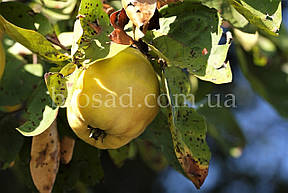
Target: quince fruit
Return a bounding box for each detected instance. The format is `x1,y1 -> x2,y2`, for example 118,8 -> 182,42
67,47 -> 159,149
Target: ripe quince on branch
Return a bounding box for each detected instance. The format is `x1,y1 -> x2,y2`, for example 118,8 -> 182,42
67,47 -> 159,149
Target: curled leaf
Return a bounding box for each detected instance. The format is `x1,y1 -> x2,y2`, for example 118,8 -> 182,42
109,9 -> 133,45
110,8 -> 130,29
109,28 -> 134,45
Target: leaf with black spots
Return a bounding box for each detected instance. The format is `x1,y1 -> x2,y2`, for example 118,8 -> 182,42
163,67 -> 211,189
17,82 -> 59,136
229,0 -> 282,36
147,2 -> 232,84
0,16 -> 69,63
44,72 -> 68,107
0,1 -> 54,36
72,0 -> 114,63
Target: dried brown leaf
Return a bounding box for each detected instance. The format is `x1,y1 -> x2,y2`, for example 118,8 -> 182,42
109,9 -> 133,45
60,136 -> 75,164
30,120 -> 60,193
122,0 -> 157,28
157,0 -> 183,9
109,28 -> 134,45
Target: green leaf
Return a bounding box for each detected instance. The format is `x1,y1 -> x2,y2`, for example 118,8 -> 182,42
149,2 -> 232,84
31,0 -> 78,21
53,163 -> 81,193
140,112 -> 183,173
0,114 -> 24,169
76,140 -> 104,186
108,143 -> 136,168
229,0 -> 282,36
267,26 -> 288,55
163,67 -> 211,189
44,72 -> 68,107
53,140 -> 104,192
59,62 -> 77,76
0,1 -> 54,36
168,107 -> 210,188
0,2 -> 37,31
201,0 -> 249,28
72,0 -> 123,63
53,109 -> 103,192
137,139 -> 168,172
0,15 -> 69,63
197,34 -> 232,84
164,67 -> 192,106
24,63 -> 44,77
12,138 -> 38,192
0,52 -> 41,107
16,82 -> 59,136
234,28 -> 259,51
236,45 -> 288,118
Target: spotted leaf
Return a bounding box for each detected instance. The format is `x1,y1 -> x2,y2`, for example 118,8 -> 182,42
147,2 -> 232,84
17,82 -> 59,136
229,0 -> 282,36
163,67 -> 211,189
0,16 -> 69,63
44,72 -> 68,107
72,0 -> 114,63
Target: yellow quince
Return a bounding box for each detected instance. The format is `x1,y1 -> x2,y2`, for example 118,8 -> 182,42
67,47 -> 159,149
